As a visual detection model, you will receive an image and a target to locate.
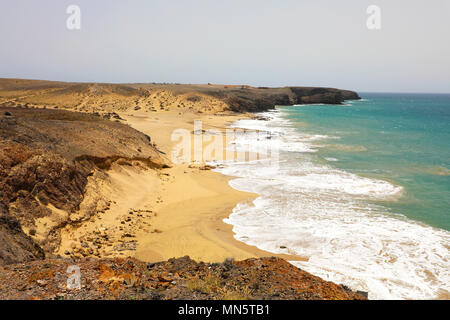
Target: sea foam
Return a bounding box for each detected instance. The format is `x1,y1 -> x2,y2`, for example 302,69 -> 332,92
213,109 -> 450,300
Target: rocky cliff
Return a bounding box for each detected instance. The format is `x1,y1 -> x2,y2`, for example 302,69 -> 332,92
221,86 -> 360,112
0,107 -> 167,265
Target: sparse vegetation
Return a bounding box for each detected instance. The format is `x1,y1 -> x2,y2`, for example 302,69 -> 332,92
186,274 -> 222,294
219,286 -> 253,300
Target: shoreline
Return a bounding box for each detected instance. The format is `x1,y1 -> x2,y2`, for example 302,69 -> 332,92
38,99 -> 450,300
123,110 -> 309,262
127,110 -> 308,263
214,105 -> 450,300
57,109 -> 307,263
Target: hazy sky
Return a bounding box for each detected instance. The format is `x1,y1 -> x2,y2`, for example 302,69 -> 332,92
1,0 -> 449,93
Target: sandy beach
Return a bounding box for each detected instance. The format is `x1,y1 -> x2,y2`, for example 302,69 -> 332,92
56,109 -> 306,263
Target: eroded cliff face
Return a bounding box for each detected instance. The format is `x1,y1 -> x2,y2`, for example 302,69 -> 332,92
0,202 -> 45,265
0,107 -> 168,265
290,87 -> 360,105
223,86 -> 360,112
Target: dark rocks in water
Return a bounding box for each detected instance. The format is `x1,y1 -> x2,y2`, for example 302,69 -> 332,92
253,115 -> 270,121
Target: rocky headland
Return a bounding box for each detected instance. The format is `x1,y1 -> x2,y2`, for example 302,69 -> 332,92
0,78 -> 360,114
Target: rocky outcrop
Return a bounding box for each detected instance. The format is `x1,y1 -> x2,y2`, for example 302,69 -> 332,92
290,87 -> 360,105
222,87 -> 360,112
0,107 -> 168,265
0,204 -> 45,265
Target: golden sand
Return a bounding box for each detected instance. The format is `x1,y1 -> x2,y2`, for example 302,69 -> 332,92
56,109 -> 306,263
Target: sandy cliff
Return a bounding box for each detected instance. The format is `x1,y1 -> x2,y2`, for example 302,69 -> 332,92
0,107 -> 167,264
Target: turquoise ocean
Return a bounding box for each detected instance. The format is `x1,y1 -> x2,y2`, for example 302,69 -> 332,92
214,93 -> 450,299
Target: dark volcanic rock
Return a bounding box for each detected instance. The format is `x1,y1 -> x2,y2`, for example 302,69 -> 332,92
210,86 -> 360,112
289,87 -> 359,105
